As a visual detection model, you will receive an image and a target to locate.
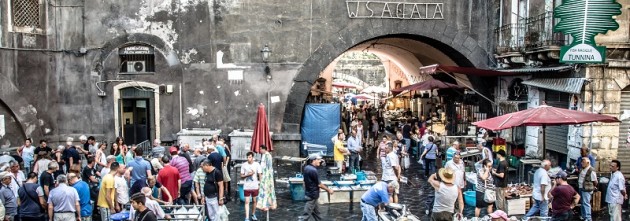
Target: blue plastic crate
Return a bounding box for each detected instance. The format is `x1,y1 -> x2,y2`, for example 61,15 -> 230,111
464,190 -> 476,207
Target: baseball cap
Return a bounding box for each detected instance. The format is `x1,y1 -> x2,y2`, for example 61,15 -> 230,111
554,171 -> 568,179
0,172 -> 10,180
169,146 -> 178,153
489,210 -> 508,220
308,153 -> 323,161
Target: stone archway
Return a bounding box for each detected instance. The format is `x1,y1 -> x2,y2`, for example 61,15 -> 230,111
93,33 -> 180,73
0,80 -> 42,140
282,22 -> 492,133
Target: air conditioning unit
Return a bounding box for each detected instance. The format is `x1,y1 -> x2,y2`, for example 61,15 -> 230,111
127,61 -> 146,73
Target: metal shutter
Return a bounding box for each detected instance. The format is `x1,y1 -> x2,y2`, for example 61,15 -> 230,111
618,91 -> 630,175
544,90 -> 570,154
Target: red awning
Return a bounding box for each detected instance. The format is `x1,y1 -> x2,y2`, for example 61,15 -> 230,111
419,64 -> 521,77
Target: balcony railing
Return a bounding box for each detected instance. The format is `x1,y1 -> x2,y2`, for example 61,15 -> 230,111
524,11 -> 569,50
495,11 -> 571,54
494,20 -> 526,54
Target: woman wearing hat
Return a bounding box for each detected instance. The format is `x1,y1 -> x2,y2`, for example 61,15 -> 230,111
476,159 -> 494,217
428,168 -> 463,221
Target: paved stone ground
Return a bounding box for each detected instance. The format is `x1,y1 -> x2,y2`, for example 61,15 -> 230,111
223,148 -> 619,221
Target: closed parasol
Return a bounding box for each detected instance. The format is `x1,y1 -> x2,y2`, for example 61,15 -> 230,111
473,105 -> 619,157
251,103 -> 273,153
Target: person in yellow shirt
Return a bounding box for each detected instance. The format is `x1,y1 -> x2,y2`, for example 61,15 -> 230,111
97,162 -> 119,221
334,132 -> 349,173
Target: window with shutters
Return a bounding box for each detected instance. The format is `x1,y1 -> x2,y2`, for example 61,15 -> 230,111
10,0 -> 43,33
119,45 -> 156,74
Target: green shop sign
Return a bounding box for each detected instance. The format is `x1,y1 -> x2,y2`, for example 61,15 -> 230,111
554,0 -> 622,63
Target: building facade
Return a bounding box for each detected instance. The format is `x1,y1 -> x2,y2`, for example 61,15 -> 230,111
1,0 -> 497,156
493,0 -> 630,173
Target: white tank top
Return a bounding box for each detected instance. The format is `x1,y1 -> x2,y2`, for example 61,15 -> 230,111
432,182 -> 459,213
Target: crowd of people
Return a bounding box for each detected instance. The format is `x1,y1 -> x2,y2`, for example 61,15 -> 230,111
0,134 -> 276,221
1,103 -> 626,221
327,106 -> 627,221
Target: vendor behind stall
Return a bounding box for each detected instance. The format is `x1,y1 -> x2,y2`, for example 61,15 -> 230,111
575,147 -> 596,172
360,181 -> 398,221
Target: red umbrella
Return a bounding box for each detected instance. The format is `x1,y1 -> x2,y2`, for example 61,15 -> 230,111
391,79 -> 464,95
251,103 -> 273,153
473,105 -> 619,157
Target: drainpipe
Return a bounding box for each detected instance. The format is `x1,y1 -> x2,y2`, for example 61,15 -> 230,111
588,67 -> 597,151
179,83 -> 183,131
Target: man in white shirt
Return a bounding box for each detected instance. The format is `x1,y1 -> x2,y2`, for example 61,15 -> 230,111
381,144 -> 400,203
129,187 -> 169,219
445,152 -> 466,189
444,152 -> 465,212
523,159 -> 551,220
578,157 -> 597,221
606,160 -> 626,221
114,165 -> 130,211
240,152 -> 262,221
8,161 -> 25,198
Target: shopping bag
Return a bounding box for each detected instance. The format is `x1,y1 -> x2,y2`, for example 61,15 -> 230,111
483,180 -> 496,203
222,165 -> 232,182
218,205 -> 230,221
403,156 -> 410,169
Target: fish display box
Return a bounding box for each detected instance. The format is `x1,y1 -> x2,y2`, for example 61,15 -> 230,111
351,186 -> 368,203
506,197 -> 528,215
328,186 -> 352,203
318,190 -> 329,204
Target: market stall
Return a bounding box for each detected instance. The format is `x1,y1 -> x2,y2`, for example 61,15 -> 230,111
285,171 -> 379,204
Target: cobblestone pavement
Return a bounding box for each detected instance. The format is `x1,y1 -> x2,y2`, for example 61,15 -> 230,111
223,148 -> 618,221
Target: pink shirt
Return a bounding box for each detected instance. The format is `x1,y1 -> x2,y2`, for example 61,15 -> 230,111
170,155 -> 192,182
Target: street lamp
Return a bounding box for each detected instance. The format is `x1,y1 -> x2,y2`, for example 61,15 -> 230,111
261,44 -> 272,81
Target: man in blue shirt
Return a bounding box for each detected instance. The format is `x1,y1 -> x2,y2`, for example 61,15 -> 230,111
69,172 -> 92,221
347,129 -> 361,173
445,141 -> 460,162
299,154 -> 334,221
126,149 -> 152,190
575,147 -> 596,172
360,181 -> 397,221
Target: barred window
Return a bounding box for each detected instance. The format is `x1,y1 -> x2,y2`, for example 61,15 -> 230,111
11,0 -> 41,28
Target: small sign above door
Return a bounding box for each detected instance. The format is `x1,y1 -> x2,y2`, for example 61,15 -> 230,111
119,45 -> 155,55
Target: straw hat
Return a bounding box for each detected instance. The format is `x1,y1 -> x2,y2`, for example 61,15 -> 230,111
438,168 -> 455,184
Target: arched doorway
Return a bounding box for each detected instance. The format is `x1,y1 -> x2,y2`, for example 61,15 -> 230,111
113,82 -> 160,146
283,33 -> 491,133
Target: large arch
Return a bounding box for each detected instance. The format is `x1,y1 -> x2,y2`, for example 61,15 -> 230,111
93,33 -> 180,73
0,79 -> 42,140
282,22 -> 492,132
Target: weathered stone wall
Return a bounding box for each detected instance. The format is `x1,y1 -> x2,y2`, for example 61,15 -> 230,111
0,0 -> 496,154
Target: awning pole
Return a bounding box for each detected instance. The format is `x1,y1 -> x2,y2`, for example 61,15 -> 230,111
441,70 -> 498,107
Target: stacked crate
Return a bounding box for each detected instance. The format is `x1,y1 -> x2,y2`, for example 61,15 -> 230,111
592,191 -> 601,212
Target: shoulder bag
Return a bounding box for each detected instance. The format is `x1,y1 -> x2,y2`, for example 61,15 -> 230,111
483,179 -> 496,203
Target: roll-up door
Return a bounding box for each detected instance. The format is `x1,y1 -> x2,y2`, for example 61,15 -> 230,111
544,90 -> 570,154
618,90 -> 630,174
